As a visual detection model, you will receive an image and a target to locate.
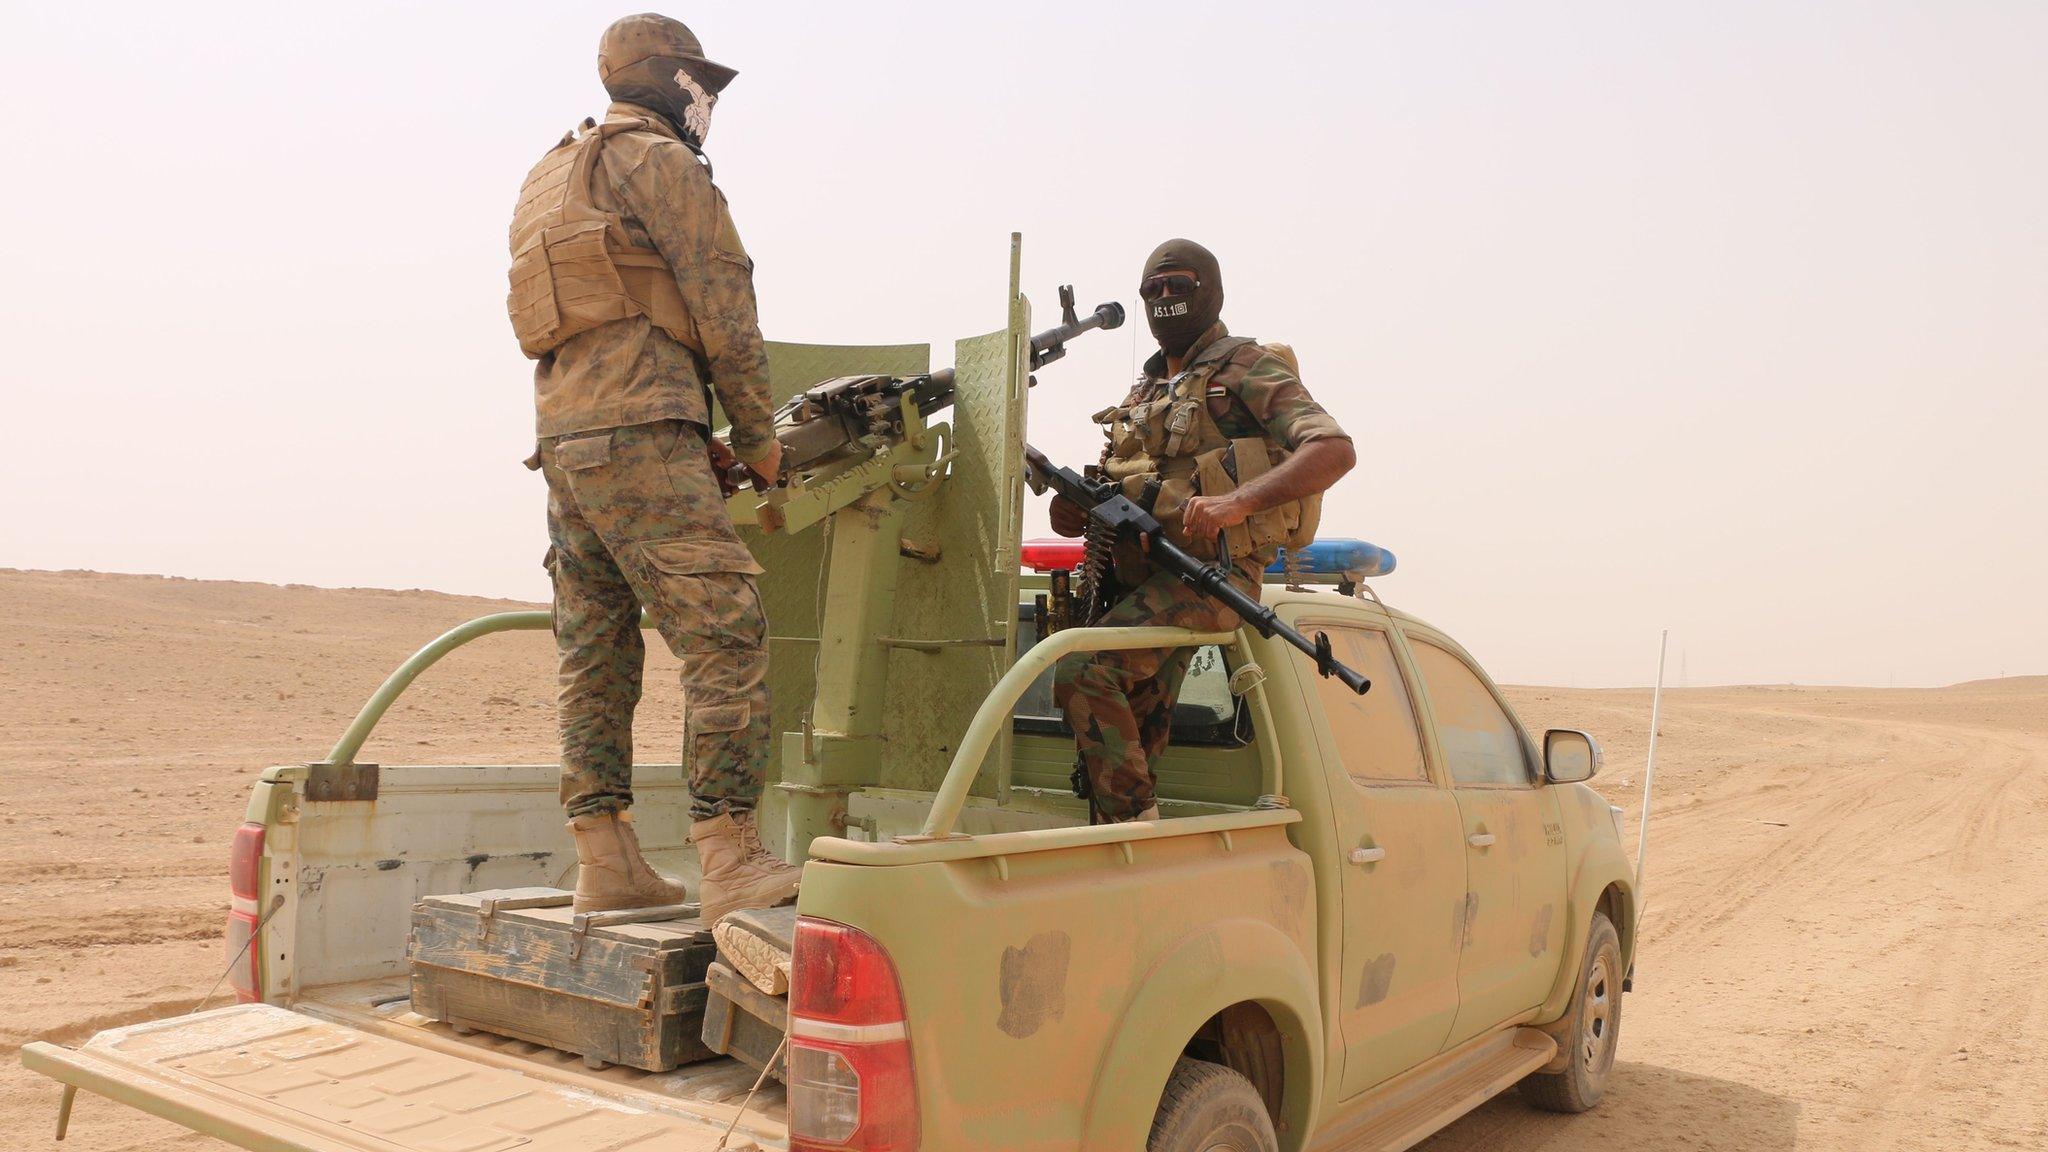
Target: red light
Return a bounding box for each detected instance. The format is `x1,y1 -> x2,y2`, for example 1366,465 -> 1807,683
227,822 -> 267,1003
225,910 -> 262,1003
1020,538 -> 1086,573
230,822 -> 265,901
791,918 -> 906,1027
789,917 -> 918,1151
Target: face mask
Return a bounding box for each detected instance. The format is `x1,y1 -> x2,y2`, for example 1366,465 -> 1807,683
604,56 -> 729,148
1139,239 -> 1223,357
671,66 -> 716,144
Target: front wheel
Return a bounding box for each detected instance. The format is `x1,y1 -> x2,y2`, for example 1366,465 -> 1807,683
1148,1057 -> 1278,1152
1521,911 -> 1622,1113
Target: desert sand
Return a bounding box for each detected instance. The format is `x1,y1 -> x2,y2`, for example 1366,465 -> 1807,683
0,568 -> 2042,1150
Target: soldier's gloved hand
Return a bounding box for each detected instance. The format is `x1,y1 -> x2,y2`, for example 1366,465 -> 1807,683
1049,495 -> 1088,538
706,437 -> 743,498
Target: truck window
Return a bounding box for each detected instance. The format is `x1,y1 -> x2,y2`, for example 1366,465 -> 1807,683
1313,627 -> 1428,783
1408,639 -> 1533,786
1009,606 -> 1241,745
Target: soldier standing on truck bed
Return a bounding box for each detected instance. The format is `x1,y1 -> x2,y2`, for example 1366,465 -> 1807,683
1050,239 -> 1357,822
508,13 -> 801,919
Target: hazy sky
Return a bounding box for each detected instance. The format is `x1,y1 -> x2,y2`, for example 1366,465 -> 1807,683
3,2 -> 2042,687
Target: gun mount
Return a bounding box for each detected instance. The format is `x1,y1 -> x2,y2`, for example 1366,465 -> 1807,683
718,287 -> 1123,535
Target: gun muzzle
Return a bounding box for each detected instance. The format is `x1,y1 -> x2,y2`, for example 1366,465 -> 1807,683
1030,301 -> 1125,370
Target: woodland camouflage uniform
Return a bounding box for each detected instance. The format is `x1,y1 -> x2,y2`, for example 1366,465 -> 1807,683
522,100 -> 777,822
1054,320 -> 1350,821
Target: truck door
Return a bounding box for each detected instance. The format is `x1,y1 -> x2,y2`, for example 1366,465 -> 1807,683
1403,637 -> 1568,1049
1301,624 -> 1469,1098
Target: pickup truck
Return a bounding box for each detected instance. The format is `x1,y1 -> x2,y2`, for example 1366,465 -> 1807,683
22,545 -> 1637,1152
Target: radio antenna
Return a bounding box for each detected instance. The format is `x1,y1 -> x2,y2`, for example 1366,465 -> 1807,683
1634,629 -> 1668,905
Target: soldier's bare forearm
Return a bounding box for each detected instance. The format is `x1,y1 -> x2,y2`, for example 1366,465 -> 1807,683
1232,437 -> 1354,513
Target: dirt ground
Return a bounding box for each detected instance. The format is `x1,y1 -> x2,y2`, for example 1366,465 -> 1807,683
1,569 -> 2042,1150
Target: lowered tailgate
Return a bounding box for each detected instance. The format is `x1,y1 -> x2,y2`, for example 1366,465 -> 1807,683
21,1003 -> 758,1151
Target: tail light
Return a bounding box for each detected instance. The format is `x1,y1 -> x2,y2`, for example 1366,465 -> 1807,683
788,916 -> 918,1151
225,822 -> 266,1004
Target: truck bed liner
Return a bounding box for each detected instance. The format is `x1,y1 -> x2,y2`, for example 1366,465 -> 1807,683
22,1003 -> 780,1152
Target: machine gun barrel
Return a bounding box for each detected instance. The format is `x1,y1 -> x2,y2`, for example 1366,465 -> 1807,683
722,287 -> 1124,499
1022,444 -> 1372,696
911,293 -> 1125,416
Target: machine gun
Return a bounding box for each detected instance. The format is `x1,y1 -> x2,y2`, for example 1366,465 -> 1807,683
1022,445 -> 1373,695
722,287 -> 1125,507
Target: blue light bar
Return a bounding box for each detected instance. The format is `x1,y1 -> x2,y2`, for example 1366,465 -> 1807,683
1266,538 -> 1396,579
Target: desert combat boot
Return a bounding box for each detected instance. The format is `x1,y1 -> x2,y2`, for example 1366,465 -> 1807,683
567,811 -> 691,914
692,811 -> 802,922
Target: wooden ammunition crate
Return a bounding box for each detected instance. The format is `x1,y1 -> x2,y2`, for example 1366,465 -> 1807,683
701,960 -> 789,1081
408,887 -> 718,1073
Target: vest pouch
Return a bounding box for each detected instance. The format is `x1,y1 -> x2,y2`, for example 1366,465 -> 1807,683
1153,474 -> 1215,561
1102,453 -> 1156,485
1225,437 -> 1295,557
1161,396 -> 1204,459
1132,396 -> 1178,457
508,229 -> 564,357
1286,491 -> 1323,552
541,218 -> 639,344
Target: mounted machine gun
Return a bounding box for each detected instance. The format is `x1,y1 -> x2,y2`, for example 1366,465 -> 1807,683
716,286 -> 1124,534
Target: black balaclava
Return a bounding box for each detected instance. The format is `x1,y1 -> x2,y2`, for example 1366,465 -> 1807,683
1140,238 -> 1224,358
597,14 -> 737,148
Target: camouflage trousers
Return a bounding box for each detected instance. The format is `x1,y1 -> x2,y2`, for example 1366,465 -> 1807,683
1052,562 -> 1258,822
538,419 -> 771,822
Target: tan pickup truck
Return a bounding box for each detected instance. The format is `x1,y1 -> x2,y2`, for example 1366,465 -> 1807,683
22,566 -> 1636,1152
22,271 -> 1633,1151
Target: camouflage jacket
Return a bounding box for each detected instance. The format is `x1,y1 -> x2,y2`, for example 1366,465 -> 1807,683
527,101 -> 776,463
1129,322 -> 1349,452
1115,321 -> 1350,558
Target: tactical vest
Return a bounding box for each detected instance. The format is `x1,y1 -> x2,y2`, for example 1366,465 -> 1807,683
507,117 -> 704,360
1094,336 -> 1322,564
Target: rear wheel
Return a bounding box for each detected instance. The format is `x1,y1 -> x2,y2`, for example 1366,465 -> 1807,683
1521,911 -> 1622,1112
1147,1057 -> 1278,1152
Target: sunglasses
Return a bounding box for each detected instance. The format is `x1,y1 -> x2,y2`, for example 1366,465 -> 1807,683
1138,272 -> 1202,301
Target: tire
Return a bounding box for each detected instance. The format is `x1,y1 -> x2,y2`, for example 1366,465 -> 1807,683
1521,911 -> 1622,1113
1147,1057 -> 1279,1152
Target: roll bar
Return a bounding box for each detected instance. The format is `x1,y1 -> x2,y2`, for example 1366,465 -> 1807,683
325,610 -> 572,767
919,626 -> 1239,838
327,614 -> 1291,838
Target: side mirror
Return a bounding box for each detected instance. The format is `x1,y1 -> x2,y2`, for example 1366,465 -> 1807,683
1544,729 -> 1601,784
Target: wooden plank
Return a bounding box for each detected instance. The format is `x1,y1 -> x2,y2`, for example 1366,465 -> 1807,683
706,961 -> 789,1030
437,894 -> 710,947
700,962 -> 787,1081
427,887 -> 564,910
719,904 -> 799,955
479,891 -> 574,915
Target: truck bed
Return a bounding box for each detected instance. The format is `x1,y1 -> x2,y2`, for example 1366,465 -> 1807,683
299,977 -> 790,1138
